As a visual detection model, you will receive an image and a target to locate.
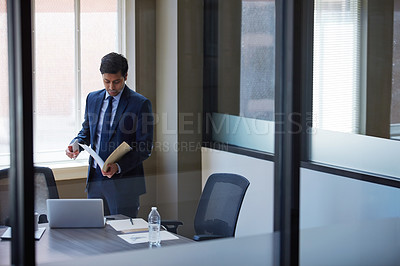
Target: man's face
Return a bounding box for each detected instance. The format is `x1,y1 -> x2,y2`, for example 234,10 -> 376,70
102,72 -> 127,97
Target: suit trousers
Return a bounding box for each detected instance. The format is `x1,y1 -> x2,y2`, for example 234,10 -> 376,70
87,166 -> 140,218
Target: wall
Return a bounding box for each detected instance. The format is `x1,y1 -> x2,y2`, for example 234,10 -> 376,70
134,0 -> 158,218
56,179 -> 87,199
176,0 -> 203,237
202,145 -> 400,236
217,0 -> 241,115
155,0 -> 179,220
365,1 -> 394,138
201,147 -> 274,237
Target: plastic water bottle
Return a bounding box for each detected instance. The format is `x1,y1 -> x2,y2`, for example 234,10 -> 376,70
148,207 -> 161,246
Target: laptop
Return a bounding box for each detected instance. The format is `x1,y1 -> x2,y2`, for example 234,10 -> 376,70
47,199 -> 106,228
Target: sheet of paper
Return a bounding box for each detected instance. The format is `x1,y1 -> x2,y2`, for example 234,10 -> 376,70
118,231 -> 179,244
79,143 -> 105,170
107,218 -> 148,232
1,227 -> 46,240
79,142 -> 131,171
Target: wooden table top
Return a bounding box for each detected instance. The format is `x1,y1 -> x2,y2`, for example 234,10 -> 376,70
0,216 -> 193,265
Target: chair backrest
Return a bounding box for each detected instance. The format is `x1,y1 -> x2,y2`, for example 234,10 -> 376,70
0,167 -> 59,225
194,173 -> 250,238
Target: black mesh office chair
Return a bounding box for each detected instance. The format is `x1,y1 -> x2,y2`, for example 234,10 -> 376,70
0,166 -> 59,225
162,173 -> 250,241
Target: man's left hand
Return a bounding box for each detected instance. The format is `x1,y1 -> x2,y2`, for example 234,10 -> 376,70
101,163 -> 119,178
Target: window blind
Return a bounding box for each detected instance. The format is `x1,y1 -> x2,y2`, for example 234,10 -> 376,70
313,0 -> 361,134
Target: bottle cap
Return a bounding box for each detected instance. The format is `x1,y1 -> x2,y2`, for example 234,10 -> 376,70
152,207 -> 157,210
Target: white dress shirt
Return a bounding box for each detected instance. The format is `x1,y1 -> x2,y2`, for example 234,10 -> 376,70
92,86 -> 125,169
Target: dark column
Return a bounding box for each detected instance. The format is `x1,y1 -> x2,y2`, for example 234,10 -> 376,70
274,0 -> 313,265
7,0 -> 35,264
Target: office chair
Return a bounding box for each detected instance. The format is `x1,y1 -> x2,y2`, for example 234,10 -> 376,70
0,166 -> 59,225
162,173 -> 250,241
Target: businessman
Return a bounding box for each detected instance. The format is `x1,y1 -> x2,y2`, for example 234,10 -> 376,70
66,52 -> 153,218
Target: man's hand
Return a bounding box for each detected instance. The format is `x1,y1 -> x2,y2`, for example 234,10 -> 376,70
66,145 -> 80,159
101,163 -> 119,178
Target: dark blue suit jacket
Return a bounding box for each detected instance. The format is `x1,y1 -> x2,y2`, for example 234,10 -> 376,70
73,85 -> 153,197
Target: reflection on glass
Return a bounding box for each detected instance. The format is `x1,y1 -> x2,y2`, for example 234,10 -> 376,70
212,0 -> 275,153
311,0 -> 400,179
390,0 -> 400,139
240,0 -> 275,121
0,0 -> 9,167
311,129 -> 400,179
0,3 -> 10,266
313,0 -> 400,140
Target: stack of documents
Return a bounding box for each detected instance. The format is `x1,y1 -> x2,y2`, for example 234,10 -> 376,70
107,218 -> 179,245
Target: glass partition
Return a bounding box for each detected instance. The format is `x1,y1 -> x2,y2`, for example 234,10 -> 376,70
210,0 -> 275,154
303,0 -> 400,264
390,0 -> 400,139
0,0 -> 281,265
311,129 -> 400,179
0,0 -> 9,168
0,1 -> 10,260
311,0 -> 400,180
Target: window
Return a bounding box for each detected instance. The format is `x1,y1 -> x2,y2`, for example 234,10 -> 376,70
240,0 -> 275,121
0,0 -> 123,167
207,0 -> 276,154
312,0 -> 361,134
311,0 -> 400,179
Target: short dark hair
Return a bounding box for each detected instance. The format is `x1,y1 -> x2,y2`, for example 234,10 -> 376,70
100,52 -> 129,77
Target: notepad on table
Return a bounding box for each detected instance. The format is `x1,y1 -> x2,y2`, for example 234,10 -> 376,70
107,218 -> 148,233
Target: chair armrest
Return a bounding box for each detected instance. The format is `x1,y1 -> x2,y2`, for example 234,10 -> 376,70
38,214 -> 48,224
193,234 -> 226,241
161,220 -> 183,234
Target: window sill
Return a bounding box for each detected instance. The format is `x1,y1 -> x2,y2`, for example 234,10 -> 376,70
37,161 -> 88,181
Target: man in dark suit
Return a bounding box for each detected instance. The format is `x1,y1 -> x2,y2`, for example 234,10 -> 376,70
66,52 -> 153,218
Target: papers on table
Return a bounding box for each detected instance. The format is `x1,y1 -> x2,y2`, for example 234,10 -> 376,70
108,218 -> 180,245
1,227 -> 46,240
118,231 -> 179,244
107,218 -> 148,233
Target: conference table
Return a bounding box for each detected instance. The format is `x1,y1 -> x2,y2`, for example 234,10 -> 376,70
0,215 -> 193,265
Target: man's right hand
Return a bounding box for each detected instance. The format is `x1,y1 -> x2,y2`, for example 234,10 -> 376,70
66,145 -> 80,159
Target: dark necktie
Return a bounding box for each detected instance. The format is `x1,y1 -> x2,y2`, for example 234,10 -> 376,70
99,96 -> 114,161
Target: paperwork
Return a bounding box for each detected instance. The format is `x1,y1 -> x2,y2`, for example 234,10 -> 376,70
107,218 -> 149,233
118,231 -> 179,244
79,142 -> 131,171
110,218 -> 180,244
1,227 -> 46,240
